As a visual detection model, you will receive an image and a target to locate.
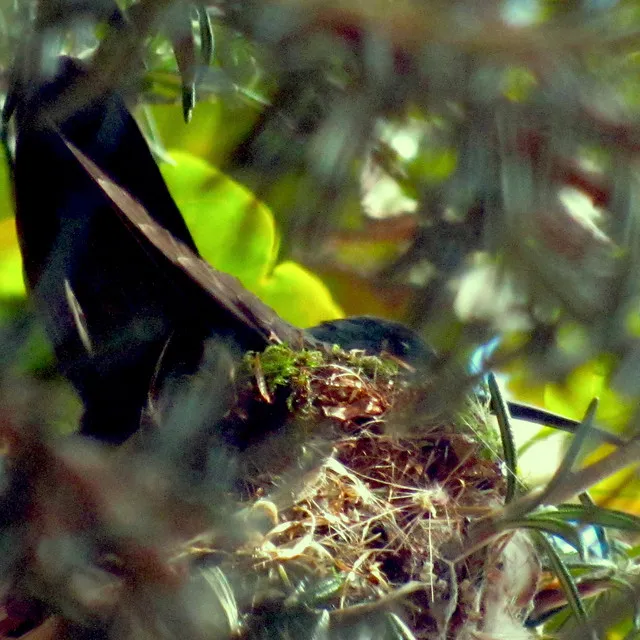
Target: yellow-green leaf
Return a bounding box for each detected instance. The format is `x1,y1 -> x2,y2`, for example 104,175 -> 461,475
161,150 -> 343,327
161,150 -> 277,288
0,218 -> 25,297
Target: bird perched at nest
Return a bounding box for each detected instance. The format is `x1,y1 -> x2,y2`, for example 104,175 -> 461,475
5,55 -> 439,446
6,55 -> 621,449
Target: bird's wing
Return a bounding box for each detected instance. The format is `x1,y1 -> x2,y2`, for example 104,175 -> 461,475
63,137 -> 307,350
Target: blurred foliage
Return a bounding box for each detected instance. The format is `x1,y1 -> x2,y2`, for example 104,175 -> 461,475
5,0 -> 640,638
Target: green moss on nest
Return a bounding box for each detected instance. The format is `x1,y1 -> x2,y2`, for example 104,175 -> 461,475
245,344 -> 324,395
331,343 -> 399,379
241,343 -> 403,421
244,343 -> 401,395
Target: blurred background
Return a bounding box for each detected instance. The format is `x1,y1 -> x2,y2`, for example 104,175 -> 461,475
2,0 -> 640,638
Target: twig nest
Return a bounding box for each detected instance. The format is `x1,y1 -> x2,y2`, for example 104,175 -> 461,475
0,344 -> 540,640
208,344 -> 541,639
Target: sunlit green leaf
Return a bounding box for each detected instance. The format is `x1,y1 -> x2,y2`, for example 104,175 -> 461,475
505,354 -> 640,514
502,66 -> 538,102
147,100 -> 260,166
161,151 -> 343,327
407,147 -> 456,184
259,260 -> 344,328
0,145 -> 13,221
161,150 -> 277,286
0,218 -> 24,297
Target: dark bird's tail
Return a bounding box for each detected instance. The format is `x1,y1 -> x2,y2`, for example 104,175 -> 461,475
8,56 -> 202,443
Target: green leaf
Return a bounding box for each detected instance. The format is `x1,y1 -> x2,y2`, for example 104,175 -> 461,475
0,144 -> 13,221
0,218 -> 25,297
502,516 -> 585,557
299,573 -> 345,607
0,146 -> 24,298
161,151 -> 343,327
533,531 -> 593,634
197,5 -> 213,68
488,372 -> 519,502
406,146 -> 457,184
259,260 -> 343,328
147,101 -> 260,167
534,398 -> 600,510
171,15 -> 196,122
0,147 -> 342,329
547,504 -> 640,533
161,150 -> 277,287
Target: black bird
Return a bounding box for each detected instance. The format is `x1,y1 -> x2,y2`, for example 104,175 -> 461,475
308,316 -> 438,369
7,56 -> 208,443
9,56 -> 623,450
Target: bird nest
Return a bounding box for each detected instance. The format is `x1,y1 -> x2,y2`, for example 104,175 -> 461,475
0,345 -> 540,640
185,345 -> 541,639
